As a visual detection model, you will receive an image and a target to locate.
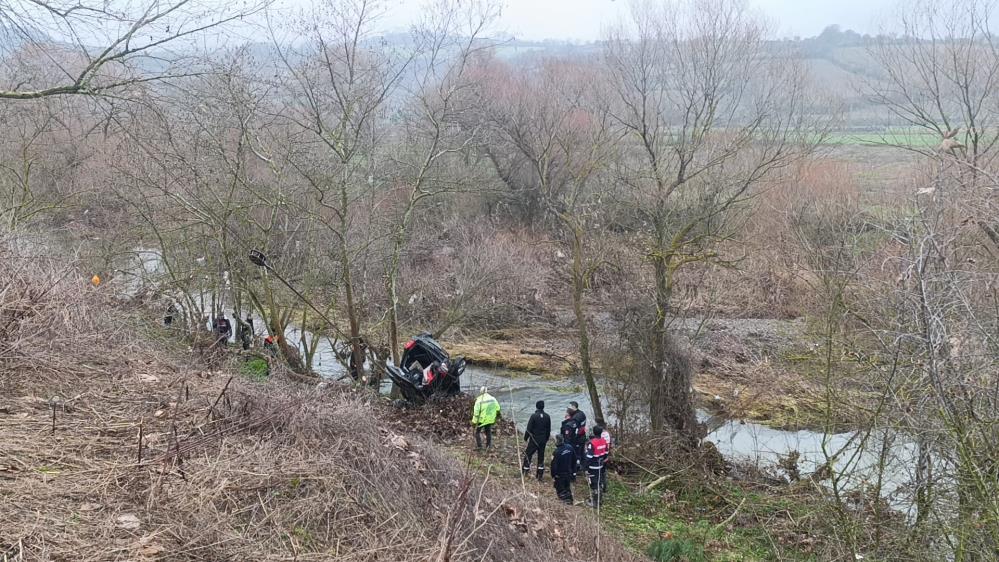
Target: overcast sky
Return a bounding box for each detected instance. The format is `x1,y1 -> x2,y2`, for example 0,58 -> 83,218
359,0 -> 898,41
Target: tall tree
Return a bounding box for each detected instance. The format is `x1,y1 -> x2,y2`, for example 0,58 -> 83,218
477,57 -> 616,424
382,0 -> 497,366
274,0 -> 409,384
604,0 -> 811,438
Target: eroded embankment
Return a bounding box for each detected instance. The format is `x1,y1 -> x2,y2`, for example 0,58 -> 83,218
445,317 -> 870,432
0,259 -> 641,562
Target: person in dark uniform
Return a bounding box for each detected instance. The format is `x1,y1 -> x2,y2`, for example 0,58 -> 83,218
550,434 -> 577,505
212,316 -> 232,348
559,410 -> 580,463
566,402 -> 587,472
584,425 -> 610,508
234,312 -> 253,350
522,400 -> 551,480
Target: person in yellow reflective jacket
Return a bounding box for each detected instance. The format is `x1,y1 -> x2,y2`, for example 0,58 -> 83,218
471,386 -> 501,450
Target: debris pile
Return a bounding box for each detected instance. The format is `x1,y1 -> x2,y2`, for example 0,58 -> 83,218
382,393 -> 517,442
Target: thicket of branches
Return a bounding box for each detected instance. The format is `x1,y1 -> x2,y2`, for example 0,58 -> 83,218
1,0 -> 998,559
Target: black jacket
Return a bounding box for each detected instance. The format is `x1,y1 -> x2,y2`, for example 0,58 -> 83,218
551,443 -> 577,478
524,409 -> 551,446
559,417 -> 579,443
569,410 -> 587,444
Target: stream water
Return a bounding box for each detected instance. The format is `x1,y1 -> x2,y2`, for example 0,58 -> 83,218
128,250 -> 919,515
280,326 -> 919,513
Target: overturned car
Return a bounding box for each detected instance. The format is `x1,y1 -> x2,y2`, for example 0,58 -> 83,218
385,333 -> 465,404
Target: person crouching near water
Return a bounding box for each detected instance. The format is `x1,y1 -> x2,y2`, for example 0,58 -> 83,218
470,386 -> 501,450
551,434 -> 577,505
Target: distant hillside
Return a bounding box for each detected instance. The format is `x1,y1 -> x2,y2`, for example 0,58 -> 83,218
493,25 -> 897,130
226,26 -> 899,130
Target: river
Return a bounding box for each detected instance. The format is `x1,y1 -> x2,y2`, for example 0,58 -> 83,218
127,250 -> 919,516
279,326 -> 919,513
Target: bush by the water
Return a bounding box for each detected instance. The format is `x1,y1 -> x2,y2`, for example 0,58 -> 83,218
239,356 -> 270,381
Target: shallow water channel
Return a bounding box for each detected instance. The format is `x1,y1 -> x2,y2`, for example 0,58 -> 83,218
282,326 -> 919,513
132,248 -> 916,510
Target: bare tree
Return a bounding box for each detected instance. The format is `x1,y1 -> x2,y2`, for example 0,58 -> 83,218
273,0 -> 411,383
381,0 -> 497,365
0,0 -> 268,100
604,0 -> 813,438
866,4 -> 999,557
0,95 -> 85,229
867,0 -> 999,250
476,56 -> 617,424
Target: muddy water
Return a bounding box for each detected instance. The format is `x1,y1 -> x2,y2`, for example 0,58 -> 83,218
279,327 -> 917,511
457,366 -> 920,513
131,236 -> 916,516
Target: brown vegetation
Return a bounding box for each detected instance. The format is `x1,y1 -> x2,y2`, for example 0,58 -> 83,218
0,248 -> 640,562
2,0 -> 998,559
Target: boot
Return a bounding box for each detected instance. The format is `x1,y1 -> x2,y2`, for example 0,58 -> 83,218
536,468 -> 544,481
587,490 -> 601,509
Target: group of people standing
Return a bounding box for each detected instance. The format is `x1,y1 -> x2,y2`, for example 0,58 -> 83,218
164,305 -> 257,351
470,389 -> 611,509
532,400 -> 611,508
211,313 -> 255,350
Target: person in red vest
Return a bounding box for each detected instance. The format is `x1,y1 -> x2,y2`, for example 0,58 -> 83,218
421,360 -> 447,386
584,425 -> 610,508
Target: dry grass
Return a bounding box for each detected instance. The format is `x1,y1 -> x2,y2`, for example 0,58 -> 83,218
0,241 -> 641,562
444,340 -> 573,376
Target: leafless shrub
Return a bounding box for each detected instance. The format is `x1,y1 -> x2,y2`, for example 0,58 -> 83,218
0,243 -> 641,561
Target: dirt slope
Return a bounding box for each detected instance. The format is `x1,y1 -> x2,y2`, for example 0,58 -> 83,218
0,266 -> 641,561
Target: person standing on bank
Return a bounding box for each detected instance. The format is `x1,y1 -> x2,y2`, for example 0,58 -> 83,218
471,386 -> 501,450
522,400 -> 551,480
567,402 -> 587,472
551,434 -> 577,504
560,409 -> 580,471
163,303 -> 176,327
584,425 -> 610,508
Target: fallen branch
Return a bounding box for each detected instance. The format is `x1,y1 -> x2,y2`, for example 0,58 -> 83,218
713,497 -> 747,531
205,376 -> 233,421
518,349 -> 578,371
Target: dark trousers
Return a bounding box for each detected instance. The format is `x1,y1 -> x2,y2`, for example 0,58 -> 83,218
522,440 -> 547,477
573,441 -> 585,472
587,466 -> 606,507
475,424 -> 493,448
554,476 -> 573,504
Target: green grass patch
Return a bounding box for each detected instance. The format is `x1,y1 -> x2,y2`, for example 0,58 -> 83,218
821,130 -> 938,148
648,538 -> 706,561
599,476 -> 824,561
240,357 -> 270,381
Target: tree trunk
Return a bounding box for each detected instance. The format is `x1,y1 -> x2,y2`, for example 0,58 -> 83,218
340,184 -> 367,385
914,437 -> 932,528
386,219 -> 411,367
569,224 -> 604,425
648,253 -> 697,441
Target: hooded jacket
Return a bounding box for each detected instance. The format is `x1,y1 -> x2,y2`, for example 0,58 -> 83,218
471,392 -> 500,427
